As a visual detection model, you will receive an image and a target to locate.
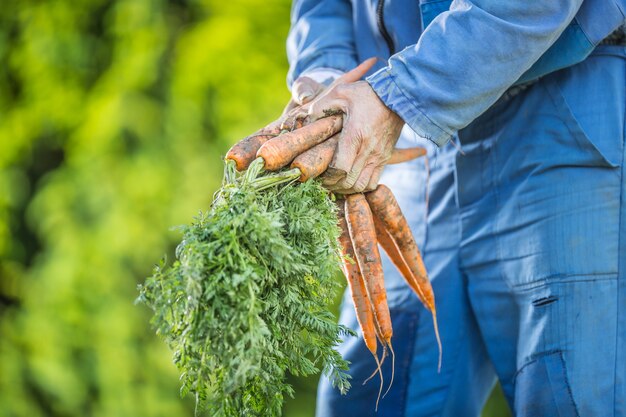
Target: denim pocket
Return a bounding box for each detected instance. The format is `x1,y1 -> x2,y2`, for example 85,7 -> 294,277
542,79 -> 619,169
514,351 -> 580,417
541,50 -> 626,169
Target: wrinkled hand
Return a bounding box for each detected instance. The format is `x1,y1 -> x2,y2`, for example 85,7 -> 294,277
281,76 -> 326,117
306,81 -> 404,194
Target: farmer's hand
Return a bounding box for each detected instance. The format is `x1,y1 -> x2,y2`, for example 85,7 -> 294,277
282,76 -> 326,116
306,80 -> 404,193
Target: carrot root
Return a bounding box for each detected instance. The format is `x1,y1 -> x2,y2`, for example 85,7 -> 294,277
345,194 -> 393,344
225,134 -> 274,171
366,184 -> 442,371
363,344 -> 387,386
336,201 -> 379,356
374,353 -> 384,412
365,185 -> 434,311
382,341 -> 396,398
257,115 -> 342,171
433,311 -> 442,373
291,134 -> 339,182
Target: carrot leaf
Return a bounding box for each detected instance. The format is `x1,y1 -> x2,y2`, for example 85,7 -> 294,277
137,158 -> 352,416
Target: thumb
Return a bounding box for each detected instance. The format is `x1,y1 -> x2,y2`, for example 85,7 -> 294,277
332,57 -> 378,86
292,76 -> 323,105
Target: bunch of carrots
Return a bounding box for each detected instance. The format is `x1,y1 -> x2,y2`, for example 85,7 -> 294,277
225,60 -> 440,409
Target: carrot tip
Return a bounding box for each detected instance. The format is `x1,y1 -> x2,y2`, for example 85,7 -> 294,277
374,353 -> 384,412
382,341 -> 396,398
363,345 -> 387,385
432,311 -> 443,373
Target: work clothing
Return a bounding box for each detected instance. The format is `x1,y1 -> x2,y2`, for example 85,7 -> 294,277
316,45 -> 626,417
286,1 -> 626,416
288,0 -> 625,146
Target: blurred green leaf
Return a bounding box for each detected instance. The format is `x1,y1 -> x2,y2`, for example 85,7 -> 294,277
0,1 -> 291,416
0,1 -> 512,416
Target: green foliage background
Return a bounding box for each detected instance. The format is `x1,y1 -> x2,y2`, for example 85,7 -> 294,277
0,1 -> 510,416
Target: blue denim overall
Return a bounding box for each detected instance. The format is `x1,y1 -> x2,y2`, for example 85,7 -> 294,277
316,46 -> 626,416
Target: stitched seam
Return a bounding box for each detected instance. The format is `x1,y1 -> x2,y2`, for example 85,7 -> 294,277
613,90 -> 626,417
571,18 -> 592,49
557,351 -> 581,417
512,273 -> 618,291
491,116 -> 513,295
513,349 -> 560,380
513,351 -> 581,417
542,77 -> 619,168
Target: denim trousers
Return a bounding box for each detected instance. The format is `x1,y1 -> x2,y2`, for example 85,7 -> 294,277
316,46 -> 626,417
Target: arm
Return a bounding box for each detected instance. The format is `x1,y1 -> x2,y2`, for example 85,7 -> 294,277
286,0 -> 358,88
366,0 -> 585,146
306,0 -> 586,192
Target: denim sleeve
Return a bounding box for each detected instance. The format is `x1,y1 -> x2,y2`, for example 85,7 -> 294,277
366,0 -> 585,146
286,0 -> 358,88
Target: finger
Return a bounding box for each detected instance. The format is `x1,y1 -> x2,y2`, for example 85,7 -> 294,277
332,58 -> 378,86
319,135 -> 351,186
307,93 -> 348,122
320,167 -> 346,187
280,105 -> 310,131
325,178 -> 350,193
326,186 -> 352,195
351,162 -> 377,193
325,123 -> 362,184
365,165 -> 385,192
281,99 -> 298,117
292,76 -> 323,104
334,150 -> 371,191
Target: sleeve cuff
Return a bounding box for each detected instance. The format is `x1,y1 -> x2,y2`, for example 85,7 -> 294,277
366,67 -> 454,147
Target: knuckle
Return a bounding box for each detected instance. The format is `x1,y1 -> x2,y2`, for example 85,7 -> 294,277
352,182 -> 366,193
321,177 -> 335,187
333,83 -> 347,93
308,101 -> 321,116
343,172 -> 359,188
332,187 -> 350,195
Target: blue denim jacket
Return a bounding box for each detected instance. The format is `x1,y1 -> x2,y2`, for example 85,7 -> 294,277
286,0 -> 626,146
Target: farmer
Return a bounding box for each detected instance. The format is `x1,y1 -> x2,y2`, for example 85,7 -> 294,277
285,1 -> 626,416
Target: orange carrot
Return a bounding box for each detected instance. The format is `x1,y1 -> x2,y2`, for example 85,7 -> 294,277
257,115 -> 342,171
280,114 -> 306,132
365,184 -> 442,370
225,134 -> 275,171
225,119 -> 282,171
372,215 -> 427,303
345,194 -> 392,342
345,194 -> 395,405
337,202 -> 379,357
292,141 -> 425,182
336,201 -> 385,405
291,135 -> 339,182
387,147 -> 427,165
